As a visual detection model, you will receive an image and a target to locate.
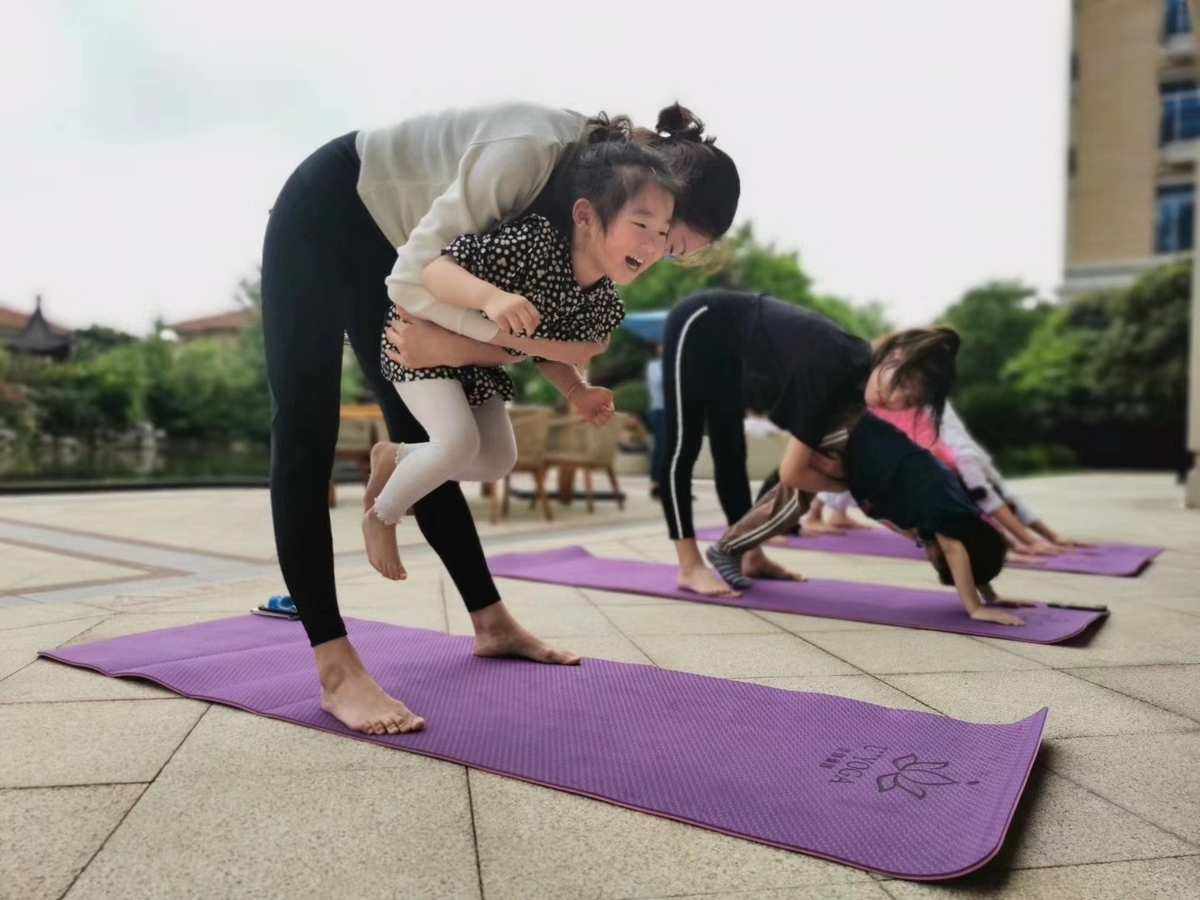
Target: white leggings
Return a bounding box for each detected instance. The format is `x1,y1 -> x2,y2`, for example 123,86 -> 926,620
371,379 -> 518,525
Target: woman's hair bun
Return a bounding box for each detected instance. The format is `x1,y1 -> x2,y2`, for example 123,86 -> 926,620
586,112 -> 635,145
656,102 -> 708,142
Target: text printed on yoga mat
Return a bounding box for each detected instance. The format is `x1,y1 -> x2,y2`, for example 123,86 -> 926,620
819,744 -> 981,799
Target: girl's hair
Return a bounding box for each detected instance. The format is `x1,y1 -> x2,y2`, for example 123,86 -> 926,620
871,326 -> 961,431
529,118 -> 680,235
633,103 -> 741,241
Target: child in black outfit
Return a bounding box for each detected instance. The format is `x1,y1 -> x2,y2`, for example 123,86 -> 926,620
713,409 -> 1026,626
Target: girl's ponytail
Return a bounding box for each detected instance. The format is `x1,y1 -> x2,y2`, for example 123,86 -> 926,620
872,326 -> 961,431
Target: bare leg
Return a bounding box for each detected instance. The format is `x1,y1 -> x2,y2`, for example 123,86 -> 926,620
675,538 -> 740,597
317,637 -> 425,735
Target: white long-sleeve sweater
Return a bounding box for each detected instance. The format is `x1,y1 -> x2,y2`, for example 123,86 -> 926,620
355,102 -> 589,342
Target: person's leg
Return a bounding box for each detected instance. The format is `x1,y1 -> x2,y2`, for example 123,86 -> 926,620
362,379 -> 482,578
262,134 -> 422,736
658,304 -> 736,597
457,397 -> 518,483
648,407 -> 667,494
342,259 -> 579,666
700,388 -> 757,589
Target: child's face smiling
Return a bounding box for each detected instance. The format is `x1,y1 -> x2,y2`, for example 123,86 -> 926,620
591,183 -> 674,286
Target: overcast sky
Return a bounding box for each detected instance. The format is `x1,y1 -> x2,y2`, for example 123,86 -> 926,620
1,1 -> 1070,334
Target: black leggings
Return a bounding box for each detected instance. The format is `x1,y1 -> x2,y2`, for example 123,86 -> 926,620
657,292 -> 754,540
261,132 -> 501,647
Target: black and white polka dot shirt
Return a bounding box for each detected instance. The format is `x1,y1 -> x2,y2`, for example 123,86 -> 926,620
380,214 -> 625,406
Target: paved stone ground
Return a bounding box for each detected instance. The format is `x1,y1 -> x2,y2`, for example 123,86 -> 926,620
1,472 -> 1197,899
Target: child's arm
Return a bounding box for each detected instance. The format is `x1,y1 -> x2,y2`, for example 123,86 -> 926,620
421,257 -> 541,336
935,534 -> 1024,625
779,438 -> 848,494
989,505 -> 1060,555
535,361 -> 615,425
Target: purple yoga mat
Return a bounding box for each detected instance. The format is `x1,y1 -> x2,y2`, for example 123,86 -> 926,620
42,615 -> 1047,881
488,547 -> 1105,644
696,526 -> 1160,577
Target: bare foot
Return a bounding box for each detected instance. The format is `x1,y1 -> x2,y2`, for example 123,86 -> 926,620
362,509 -> 407,580
828,512 -> 869,530
316,638 -> 425,735
798,517 -> 845,536
678,564 -> 741,597
472,602 -> 581,665
364,442 -> 401,511
742,548 -> 806,582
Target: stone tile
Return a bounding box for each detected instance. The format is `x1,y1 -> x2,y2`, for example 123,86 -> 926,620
882,670 -> 1198,740
0,601 -> 113,631
0,658 -> 171,703
566,634 -> 656,666
990,606 -> 1200,669
1067,665 -> 1200,723
881,855 -> 1200,899
737,675 -> 939,713
1048,732 -> 1200,843
160,705 -> 445,779
633,633 -> 857,678
978,759 -> 1194,870
800,631 -> 1047,675
602,602 -> 779,636
0,784 -> 144,900
0,541 -> 147,596
756,610 -> 899,635
59,611 -> 242,646
66,769 -> 478,899
0,651 -> 31,681
0,617 -> 109,653
0,699 -> 207,787
469,771 -> 872,899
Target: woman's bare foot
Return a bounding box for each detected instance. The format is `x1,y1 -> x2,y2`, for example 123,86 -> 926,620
678,564 -> 741,597
316,637 -> 425,735
362,509 -> 406,580
741,548 -> 806,582
471,602 -> 581,665
364,442 -> 401,511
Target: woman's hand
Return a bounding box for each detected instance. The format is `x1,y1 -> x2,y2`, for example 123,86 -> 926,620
483,291 -> 541,336
384,318 -> 462,369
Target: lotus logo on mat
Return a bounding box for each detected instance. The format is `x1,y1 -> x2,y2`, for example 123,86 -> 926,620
876,755 -> 958,799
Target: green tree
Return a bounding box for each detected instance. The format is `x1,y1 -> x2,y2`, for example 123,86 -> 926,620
1006,262 -> 1189,468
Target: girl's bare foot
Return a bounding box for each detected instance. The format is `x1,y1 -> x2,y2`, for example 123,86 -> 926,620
678,564 -> 741,597
316,638 -> 425,735
798,517 -> 845,536
362,509 -> 406,580
741,548 -> 806,582
364,442 -> 401,511
827,511 -> 869,530
471,602 -> 581,665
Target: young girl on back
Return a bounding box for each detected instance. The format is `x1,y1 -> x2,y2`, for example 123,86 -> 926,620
361,138 -> 678,578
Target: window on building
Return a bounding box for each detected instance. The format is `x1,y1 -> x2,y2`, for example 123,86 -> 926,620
1165,0 -> 1192,38
1156,183 -> 1195,253
1160,81 -> 1200,144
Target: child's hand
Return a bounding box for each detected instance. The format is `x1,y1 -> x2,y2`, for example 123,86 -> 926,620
969,606 -> 1025,626
483,291 -> 541,336
571,386 -> 615,426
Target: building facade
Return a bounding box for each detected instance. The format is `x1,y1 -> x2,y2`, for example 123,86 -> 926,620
1065,0 -> 1199,296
